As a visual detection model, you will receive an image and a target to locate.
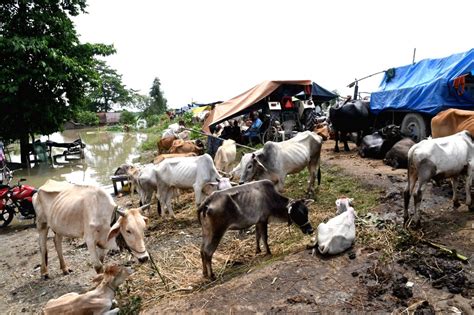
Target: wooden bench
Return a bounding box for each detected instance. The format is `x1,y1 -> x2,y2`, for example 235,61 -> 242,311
110,175 -> 129,196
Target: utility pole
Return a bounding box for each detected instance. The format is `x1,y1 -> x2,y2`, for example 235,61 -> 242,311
412,48 -> 416,64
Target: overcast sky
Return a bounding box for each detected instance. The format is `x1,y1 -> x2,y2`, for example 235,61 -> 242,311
73,0 -> 473,109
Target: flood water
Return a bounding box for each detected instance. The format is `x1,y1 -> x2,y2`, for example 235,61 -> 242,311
7,128 -> 147,190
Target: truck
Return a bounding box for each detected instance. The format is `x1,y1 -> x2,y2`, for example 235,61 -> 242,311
368,49 -> 474,141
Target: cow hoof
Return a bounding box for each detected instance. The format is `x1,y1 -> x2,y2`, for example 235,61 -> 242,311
62,269 -> 72,275
255,249 -> 261,254
453,200 -> 461,208
42,274 -> 49,280
469,206 -> 474,212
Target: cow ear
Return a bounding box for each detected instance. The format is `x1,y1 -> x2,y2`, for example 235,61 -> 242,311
142,216 -> 149,224
348,198 -> 354,206
107,219 -> 122,241
202,182 -> 217,195
303,199 -> 314,206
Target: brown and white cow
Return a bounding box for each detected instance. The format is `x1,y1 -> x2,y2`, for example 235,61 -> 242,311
43,264 -> 132,315
153,152 -> 197,164
431,108 -> 474,138
33,180 -> 149,279
169,139 -> 205,155
198,180 -> 314,279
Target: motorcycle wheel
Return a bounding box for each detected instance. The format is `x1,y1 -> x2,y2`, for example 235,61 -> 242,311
0,205 -> 15,227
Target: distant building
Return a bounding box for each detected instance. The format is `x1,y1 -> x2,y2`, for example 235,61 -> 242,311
97,112 -> 121,125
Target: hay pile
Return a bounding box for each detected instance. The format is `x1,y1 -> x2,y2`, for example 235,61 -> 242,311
116,165 -> 397,310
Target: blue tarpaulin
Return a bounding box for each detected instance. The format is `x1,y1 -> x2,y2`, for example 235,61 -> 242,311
370,49 -> 474,116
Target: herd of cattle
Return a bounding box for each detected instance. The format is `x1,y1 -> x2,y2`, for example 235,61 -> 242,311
30,105 -> 473,313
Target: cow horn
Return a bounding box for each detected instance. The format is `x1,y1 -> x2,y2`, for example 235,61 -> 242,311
138,203 -> 151,211
116,207 -> 126,217
230,181 -> 239,186
254,157 -> 268,172
218,170 -> 230,177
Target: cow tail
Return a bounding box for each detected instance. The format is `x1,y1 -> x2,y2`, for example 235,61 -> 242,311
197,204 -> 208,225
317,166 -> 321,186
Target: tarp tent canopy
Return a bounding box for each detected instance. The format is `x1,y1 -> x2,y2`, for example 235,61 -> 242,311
203,80 -> 336,133
370,49 -> 474,116
295,82 -> 337,103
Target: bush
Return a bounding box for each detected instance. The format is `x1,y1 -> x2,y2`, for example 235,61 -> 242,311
145,114 -> 161,127
75,110 -> 99,126
120,110 -> 136,125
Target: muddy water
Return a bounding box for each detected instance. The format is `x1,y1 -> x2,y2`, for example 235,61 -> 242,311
8,128 -> 147,190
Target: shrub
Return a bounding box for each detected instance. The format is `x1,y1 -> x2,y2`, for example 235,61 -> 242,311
145,114 -> 161,127
120,110 -> 136,125
75,110 -> 99,126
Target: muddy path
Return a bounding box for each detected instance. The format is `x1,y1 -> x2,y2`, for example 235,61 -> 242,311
0,140 -> 472,314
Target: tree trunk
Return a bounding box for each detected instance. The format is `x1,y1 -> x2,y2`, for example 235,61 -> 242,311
19,133 -> 30,168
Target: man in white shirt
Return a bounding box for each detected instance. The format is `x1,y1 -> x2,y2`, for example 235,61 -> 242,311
162,120 -> 185,138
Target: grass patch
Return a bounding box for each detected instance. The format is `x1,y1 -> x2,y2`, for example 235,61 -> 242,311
121,163 -> 390,312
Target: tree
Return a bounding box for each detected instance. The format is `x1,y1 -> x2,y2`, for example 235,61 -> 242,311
145,77 -> 168,116
86,60 -> 131,112
0,0 -> 115,166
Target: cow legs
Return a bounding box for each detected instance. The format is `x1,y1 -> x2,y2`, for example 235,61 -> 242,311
403,166 -> 418,227
451,177 -> 460,208
466,164 -> 473,210
84,236 -> 103,274
200,227 -> 225,280
165,189 -> 175,218
255,223 -> 262,254
342,133 -> 350,152
38,222 -> 49,279
261,223 -> 271,255
53,233 -> 71,275
307,155 -> 321,195
334,131 -> 340,152
411,162 -> 435,227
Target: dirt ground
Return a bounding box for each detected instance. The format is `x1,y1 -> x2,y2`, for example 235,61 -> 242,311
0,140 -> 473,314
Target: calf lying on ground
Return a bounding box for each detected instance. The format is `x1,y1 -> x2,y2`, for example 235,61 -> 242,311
42,265 -> 132,315
316,197 -> 356,255
403,130 -> 474,227
197,179 -> 314,279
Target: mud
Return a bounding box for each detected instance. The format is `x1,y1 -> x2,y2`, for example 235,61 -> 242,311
0,140 -> 472,314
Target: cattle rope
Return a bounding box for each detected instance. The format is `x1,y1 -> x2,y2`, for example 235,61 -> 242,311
183,128 -> 257,152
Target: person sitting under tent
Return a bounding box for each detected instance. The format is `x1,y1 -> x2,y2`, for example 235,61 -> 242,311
242,111 -> 263,145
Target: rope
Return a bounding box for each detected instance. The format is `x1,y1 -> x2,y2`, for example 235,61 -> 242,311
183,128 -> 257,152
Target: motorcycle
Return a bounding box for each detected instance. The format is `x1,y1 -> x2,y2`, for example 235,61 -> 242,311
0,176 -> 37,227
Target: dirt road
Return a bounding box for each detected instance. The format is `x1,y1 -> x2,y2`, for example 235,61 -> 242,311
0,141 -> 472,313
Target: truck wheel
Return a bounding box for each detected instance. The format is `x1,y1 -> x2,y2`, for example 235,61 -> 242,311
304,109 -> 317,131
401,113 -> 427,142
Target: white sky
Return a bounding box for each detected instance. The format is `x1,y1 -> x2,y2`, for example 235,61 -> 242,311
73,0 -> 473,109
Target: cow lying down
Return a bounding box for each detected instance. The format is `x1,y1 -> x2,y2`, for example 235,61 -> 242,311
198,179 -> 314,279
314,197 -> 356,255
42,264 -> 132,315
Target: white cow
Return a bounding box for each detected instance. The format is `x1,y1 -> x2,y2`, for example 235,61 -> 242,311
33,180 -> 149,279
316,197 -> 356,255
230,151 -> 258,180
214,139 -> 237,173
138,154 -> 232,217
240,131 -> 322,193
403,130 -> 474,227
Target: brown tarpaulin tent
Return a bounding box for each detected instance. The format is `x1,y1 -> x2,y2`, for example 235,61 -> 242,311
203,80 -> 312,134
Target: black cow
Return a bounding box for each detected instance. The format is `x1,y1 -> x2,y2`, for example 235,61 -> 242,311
359,125 -> 403,159
383,137 -> 416,169
329,99 -> 372,152
197,180 -> 314,279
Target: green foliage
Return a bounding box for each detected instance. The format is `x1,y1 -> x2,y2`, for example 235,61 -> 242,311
144,77 -> 167,116
182,111 -> 194,126
120,110 -> 136,125
0,0 -> 115,163
145,114 -> 163,127
75,110 -> 99,126
86,61 -> 131,112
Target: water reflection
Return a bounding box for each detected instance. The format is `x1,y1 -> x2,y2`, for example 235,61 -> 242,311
10,128 -> 147,188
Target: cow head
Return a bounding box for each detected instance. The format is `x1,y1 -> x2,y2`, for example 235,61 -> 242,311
92,264 -> 133,290
114,164 -> 131,176
107,206 -> 149,263
239,153 -> 267,185
335,197 -> 354,215
287,199 -> 314,235
202,177 -> 235,196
